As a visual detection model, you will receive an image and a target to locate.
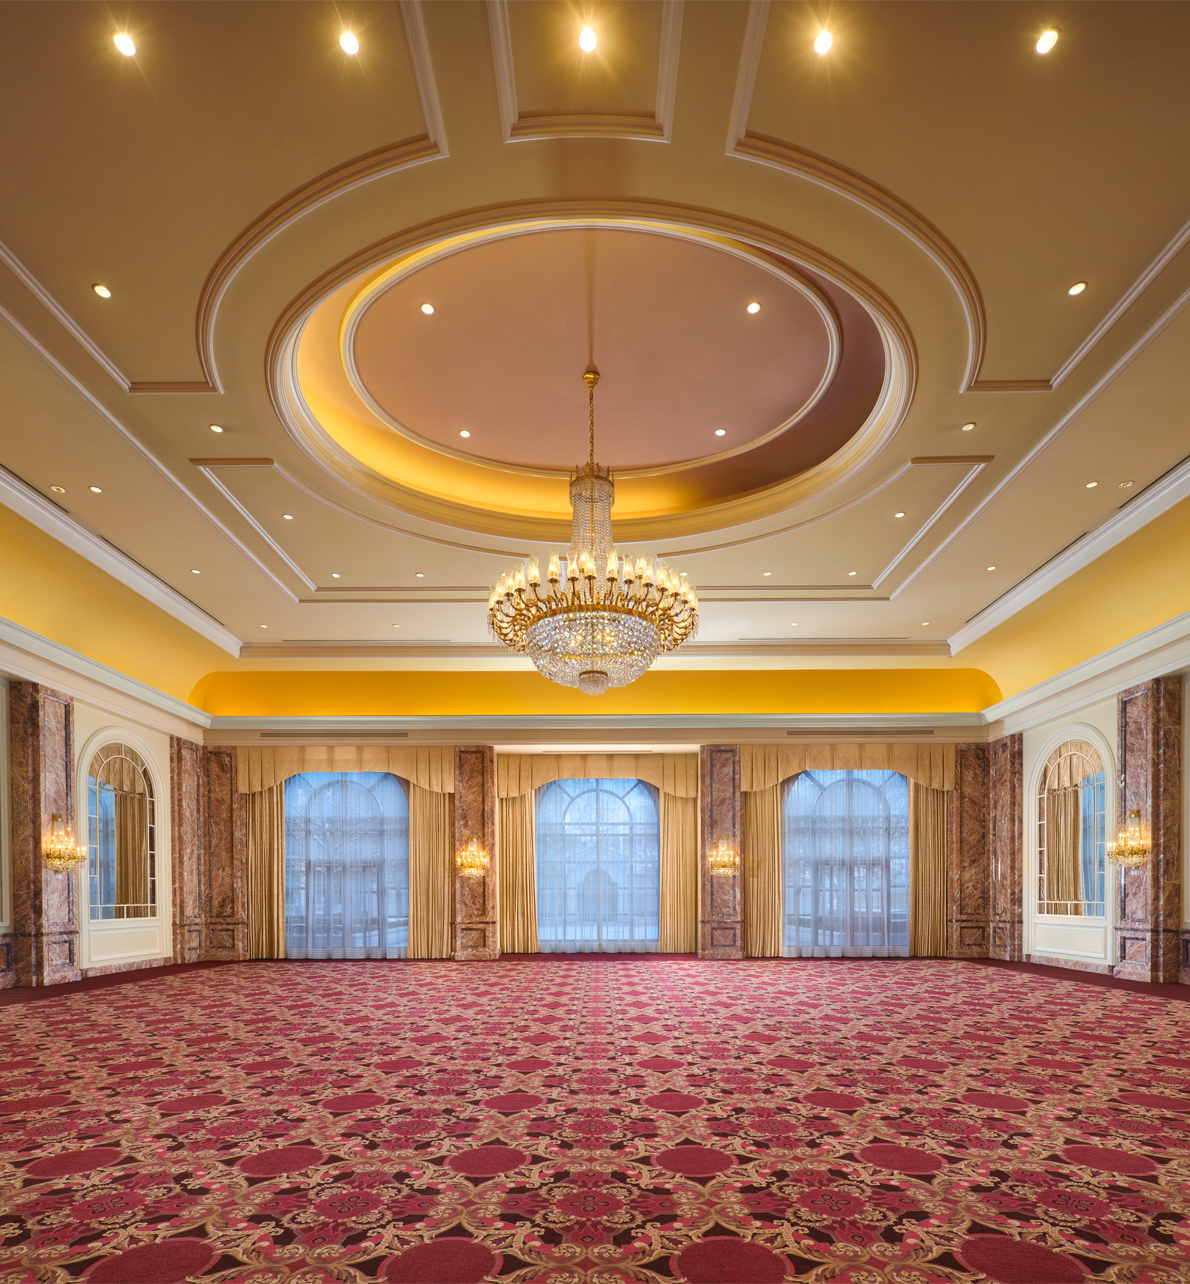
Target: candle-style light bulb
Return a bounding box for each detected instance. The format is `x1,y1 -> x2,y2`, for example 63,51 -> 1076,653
548,553 -> 561,582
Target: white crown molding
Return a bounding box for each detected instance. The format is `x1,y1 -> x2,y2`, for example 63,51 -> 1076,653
399,0 -> 449,155
0,466 -> 241,656
950,454 -> 1190,655
0,615 -> 213,733
0,237 -> 132,391
980,607 -> 1190,735
654,0 -> 685,142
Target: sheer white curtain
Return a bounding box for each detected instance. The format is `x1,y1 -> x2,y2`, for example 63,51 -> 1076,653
535,778 -> 660,953
284,772 -> 410,959
783,769 -> 909,957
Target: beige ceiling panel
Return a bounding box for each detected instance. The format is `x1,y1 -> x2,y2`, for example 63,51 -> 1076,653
745,1 -> 1190,382
0,2 -> 431,381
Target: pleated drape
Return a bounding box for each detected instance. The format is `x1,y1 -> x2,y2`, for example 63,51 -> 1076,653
113,791 -> 149,918
659,793 -> 698,953
744,784 -> 783,957
498,794 -> 539,953
1044,787 -> 1083,914
409,783 -> 454,959
909,781 -> 947,957
248,783 -> 287,959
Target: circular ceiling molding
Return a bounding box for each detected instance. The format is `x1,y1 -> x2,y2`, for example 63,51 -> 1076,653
343,228 -> 842,476
268,205 -> 912,543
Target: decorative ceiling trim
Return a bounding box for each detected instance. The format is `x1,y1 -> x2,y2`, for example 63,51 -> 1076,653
0,617 -> 214,732
950,455 -> 1190,655
237,638 -> 950,659
265,199 -> 917,544
487,0 -> 684,143
726,0 -> 1190,397
0,466 -> 241,656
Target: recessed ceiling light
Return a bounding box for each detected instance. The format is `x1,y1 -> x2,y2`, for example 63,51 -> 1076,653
746,302 -> 761,314
987,565 -> 997,571
92,284 -> 111,298
191,568 -> 201,575
814,30 -> 833,55
894,511 -> 905,518
1068,281 -> 1086,296
459,430 -> 471,438
1085,481 -> 1098,489
579,26 -> 597,52
50,485 -> 65,494
790,622 -> 798,627
763,571 -> 772,577
340,32 -> 359,55
392,623 -> 401,629
921,622 -> 930,627
260,624 -> 267,629
332,572 -> 341,578
1118,480 -> 1134,489
113,32 -> 136,56
209,424 -> 224,433
89,486 -> 102,493
714,429 -> 726,437
415,572 -> 425,578
420,303 -> 434,315
961,422 -> 976,432
282,512 -> 294,519
848,570 -> 857,576
1036,28 -> 1059,54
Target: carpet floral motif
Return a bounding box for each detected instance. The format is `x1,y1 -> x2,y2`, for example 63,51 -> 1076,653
1,957 -> 1189,1282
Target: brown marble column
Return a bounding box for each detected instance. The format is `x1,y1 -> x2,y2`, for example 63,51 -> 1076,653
203,747 -> 248,960
986,733 -> 1024,961
9,682 -> 80,986
170,737 -> 206,963
1115,678 -> 1182,984
699,744 -> 743,959
946,743 -> 989,957
453,745 -> 498,961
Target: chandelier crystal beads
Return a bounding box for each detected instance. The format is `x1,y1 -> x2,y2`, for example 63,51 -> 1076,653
488,368 -> 698,695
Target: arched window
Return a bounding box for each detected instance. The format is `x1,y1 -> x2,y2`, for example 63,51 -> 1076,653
1038,740 -> 1106,917
535,778 -> 660,953
87,743 -> 155,921
783,769 -> 909,957
284,772 -> 410,958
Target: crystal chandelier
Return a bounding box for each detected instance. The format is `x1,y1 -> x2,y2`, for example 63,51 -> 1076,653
488,367 -> 698,695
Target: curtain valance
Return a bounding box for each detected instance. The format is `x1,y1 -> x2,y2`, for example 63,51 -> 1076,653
496,753 -> 699,799
739,743 -> 955,793
1041,740 -> 1102,791
90,745 -> 148,794
236,745 -> 455,794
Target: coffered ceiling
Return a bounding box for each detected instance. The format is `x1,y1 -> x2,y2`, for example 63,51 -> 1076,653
1,0 -> 1189,697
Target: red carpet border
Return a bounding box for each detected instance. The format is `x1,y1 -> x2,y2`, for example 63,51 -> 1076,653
1,957 -> 1189,1282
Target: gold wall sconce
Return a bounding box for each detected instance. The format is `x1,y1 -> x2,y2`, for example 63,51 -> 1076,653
1107,809 -> 1150,870
43,813 -> 86,873
707,836 -> 740,877
456,837 -> 489,878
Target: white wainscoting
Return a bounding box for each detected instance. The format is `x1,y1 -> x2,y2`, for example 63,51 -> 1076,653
1033,917 -> 1109,962
84,918 -> 168,967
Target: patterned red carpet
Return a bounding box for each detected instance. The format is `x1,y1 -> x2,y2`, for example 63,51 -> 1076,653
2,957 -> 1189,1283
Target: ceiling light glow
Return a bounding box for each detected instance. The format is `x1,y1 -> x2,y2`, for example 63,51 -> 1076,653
50,486 -> 65,494
961,422 -> 976,432
332,573 -> 341,578
92,284 -> 111,298
113,32 -> 136,56
848,570 -> 857,576
987,565 -> 997,571
420,303 -> 434,315
392,623 -> 401,628
894,511 -> 906,518
459,430 -> 471,438
922,621 -> 930,626
714,428 -> 726,437
260,624 -> 267,629
340,32 -> 359,55
579,27 -> 597,52
1036,28 -> 1059,54
89,486 -> 102,493
282,512 -> 294,519
415,572 -> 425,578
763,571 -> 772,577
746,302 -> 761,314
191,569 -> 201,575
209,424 -> 224,433
814,30 -> 833,55
1085,481 -> 1098,489
1068,281 -> 1086,295
1118,480 -> 1134,489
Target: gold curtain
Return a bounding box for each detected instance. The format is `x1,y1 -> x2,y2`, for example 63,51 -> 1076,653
113,790 -> 149,918
409,783 -> 454,959
744,784 -> 783,957
237,745 -> 455,794
909,781 -> 947,956
1044,786 -> 1083,914
659,793 -> 698,953
740,743 -> 955,793
498,794 -> 539,953
248,783 -> 287,959
497,753 -> 699,798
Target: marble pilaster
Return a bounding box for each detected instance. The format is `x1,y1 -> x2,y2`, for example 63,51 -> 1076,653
452,745 -> 499,961
204,747 -> 248,960
945,743 -> 989,957
986,733 -> 1024,961
1114,678 -> 1182,984
699,744 -> 743,959
8,682 -> 80,986
170,737 -> 206,963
